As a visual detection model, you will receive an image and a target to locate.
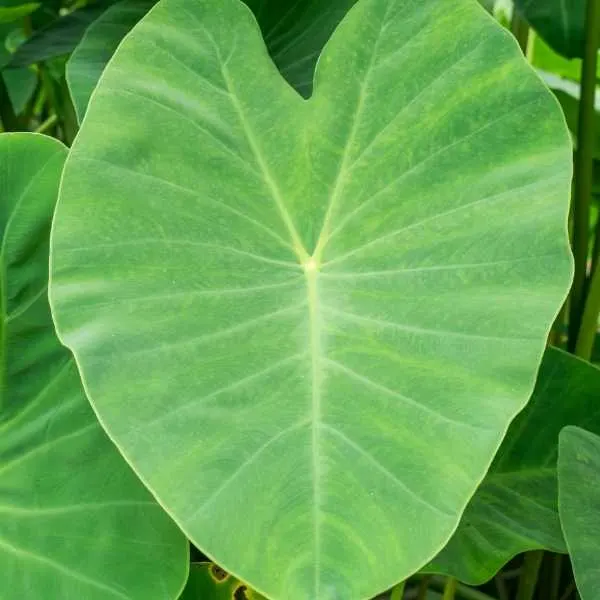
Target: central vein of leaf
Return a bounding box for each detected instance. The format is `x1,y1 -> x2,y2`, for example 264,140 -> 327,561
304,257 -> 323,595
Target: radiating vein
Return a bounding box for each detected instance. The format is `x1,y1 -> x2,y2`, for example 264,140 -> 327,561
321,423 -> 453,518
186,419 -> 310,522
326,98 -> 546,250
325,358 -> 489,431
323,306 -> 531,342
0,537 -> 130,600
328,171 -> 562,266
130,353 -> 306,435
76,156 -> 294,251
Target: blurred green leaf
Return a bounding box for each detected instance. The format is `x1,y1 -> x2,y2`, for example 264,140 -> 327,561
530,33 -> 587,81
550,87 -> 600,158
6,3 -> 109,67
430,348 -> 600,584
0,3 -> 39,23
514,0 -> 590,59
558,426 -> 600,600
3,66 -> 35,113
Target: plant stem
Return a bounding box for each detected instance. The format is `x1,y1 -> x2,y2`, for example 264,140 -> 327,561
550,554 -> 563,600
575,257 -> 600,359
442,578 -> 457,600
510,8 -> 530,54
559,581 -> 576,600
390,581 -> 406,600
416,576 -> 431,600
495,574 -> 510,600
427,577 -> 497,600
516,551 -> 544,600
568,0 -> 600,350
0,73 -> 18,131
34,114 -> 57,134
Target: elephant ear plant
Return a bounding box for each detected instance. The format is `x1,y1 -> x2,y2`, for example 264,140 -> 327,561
0,0 -> 578,598
45,0 -> 573,597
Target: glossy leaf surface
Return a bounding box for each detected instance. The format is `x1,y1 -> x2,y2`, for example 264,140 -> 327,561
0,133 -> 187,600
50,0 -> 573,597
430,349 -> 600,583
558,426 -> 600,600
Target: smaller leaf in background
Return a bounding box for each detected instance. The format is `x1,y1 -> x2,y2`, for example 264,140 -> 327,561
548,86 -> 600,158
0,2 -> 39,23
530,33 -> 587,81
558,426 -> 600,600
67,0 -> 153,122
6,2 -> 109,67
0,24 -> 36,115
2,66 -> 35,113
244,0 -> 357,97
429,348 -> 600,584
513,0 -> 590,59
179,563 -> 266,600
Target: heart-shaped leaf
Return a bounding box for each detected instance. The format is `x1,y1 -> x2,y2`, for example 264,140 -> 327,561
558,426 -> 600,600
430,348 -> 600,583
50,0 -> 573,598
0,133 -> 187,599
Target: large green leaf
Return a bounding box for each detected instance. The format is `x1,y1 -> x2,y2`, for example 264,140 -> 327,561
429,349 -> 600,584
49,0 -> 573,597
513,0 -> 590,59
67,0 -> 153,122
0,133 -> 187,599
558,426 -> 600,600
180,563 -> 265,600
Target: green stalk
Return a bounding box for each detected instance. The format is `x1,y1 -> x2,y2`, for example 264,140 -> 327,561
427,577 -> 496,600
510,8 -> 530,54
568,0 -> 600,350
390,581 -> 405,600
0,73 -> 18,131
34,114 -> 57,134
416,575 -> 432,600
575,258 -> 600,359
443,578 -> 458,600
516,551 -> 544,600
549,554 -> 563,600
494,574 -> 510,600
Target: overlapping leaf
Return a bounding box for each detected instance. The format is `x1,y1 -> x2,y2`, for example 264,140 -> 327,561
558,426 -> 600,600
0,133 -> 187,600
430,349 -> 600,584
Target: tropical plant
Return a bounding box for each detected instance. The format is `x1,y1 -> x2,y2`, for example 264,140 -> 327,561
1,0 -> 600,599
